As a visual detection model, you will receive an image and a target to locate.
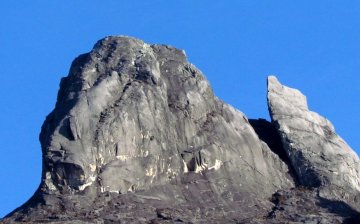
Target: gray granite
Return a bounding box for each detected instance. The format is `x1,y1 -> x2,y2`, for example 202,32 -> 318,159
2,37 -> 360,223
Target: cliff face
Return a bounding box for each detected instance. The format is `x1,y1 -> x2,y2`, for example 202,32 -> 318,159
39,37 -> 292,197
3,36 -> 360,223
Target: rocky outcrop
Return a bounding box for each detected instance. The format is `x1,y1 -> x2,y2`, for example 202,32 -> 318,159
38,37 -> 292,197
267,76 -> 360,207
2,37 -> 360,223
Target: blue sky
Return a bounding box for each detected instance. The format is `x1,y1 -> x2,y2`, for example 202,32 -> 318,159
1,1 -> 359,218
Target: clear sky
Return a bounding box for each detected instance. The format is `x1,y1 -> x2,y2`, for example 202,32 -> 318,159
1,1 -> 359,218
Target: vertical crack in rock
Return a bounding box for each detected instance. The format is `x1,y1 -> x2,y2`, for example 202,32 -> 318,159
249,118 -> 300,185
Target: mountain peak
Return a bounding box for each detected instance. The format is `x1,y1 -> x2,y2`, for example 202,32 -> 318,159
3,37 -> 360,223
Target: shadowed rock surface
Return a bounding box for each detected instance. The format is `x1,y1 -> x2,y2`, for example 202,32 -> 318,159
2,36 -> 360,223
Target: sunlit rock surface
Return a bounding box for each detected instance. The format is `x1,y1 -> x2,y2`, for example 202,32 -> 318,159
2,37 -> 359,223
38,37 -> 292,197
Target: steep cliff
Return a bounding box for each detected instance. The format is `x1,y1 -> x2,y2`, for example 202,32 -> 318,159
3,36 -> 360,223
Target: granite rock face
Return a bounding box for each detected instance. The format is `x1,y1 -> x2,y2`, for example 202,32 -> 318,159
2,37 -> 360,223
38,37 -> 292,197
268,76 -> 360,206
